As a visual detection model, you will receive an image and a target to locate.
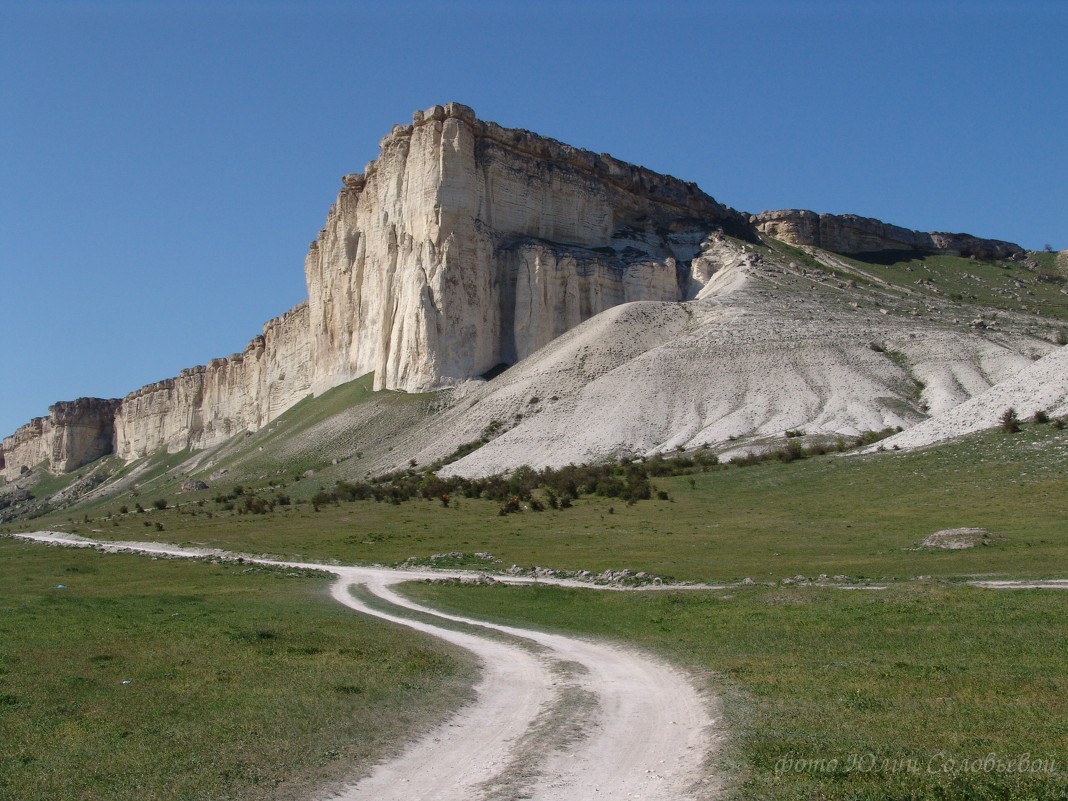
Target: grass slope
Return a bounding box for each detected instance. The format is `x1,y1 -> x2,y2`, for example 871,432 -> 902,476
0,540 -> 473,801
4,418 -> 1066,800
836,250 -> 1068,325
16,422 -> 1066,584
404,580 -> 1068,800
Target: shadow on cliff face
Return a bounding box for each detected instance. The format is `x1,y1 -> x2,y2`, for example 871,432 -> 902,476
479,363 -> 511,381
846,248 -> 933,266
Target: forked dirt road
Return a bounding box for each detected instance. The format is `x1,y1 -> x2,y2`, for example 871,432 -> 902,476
13,532 -> 720,800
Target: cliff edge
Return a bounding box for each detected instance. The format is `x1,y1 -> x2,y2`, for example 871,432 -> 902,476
1,104 -> 1035,481
3,103 -> 742,479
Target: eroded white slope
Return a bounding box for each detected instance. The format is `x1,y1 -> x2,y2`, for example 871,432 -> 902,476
874,345 -> 1068,451
413,254 -> 1044,477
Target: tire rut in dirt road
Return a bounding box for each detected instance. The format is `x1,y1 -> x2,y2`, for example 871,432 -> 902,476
13,533 -> 721,800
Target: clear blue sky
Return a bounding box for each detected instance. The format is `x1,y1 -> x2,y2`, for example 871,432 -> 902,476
2,0 -> 1065,438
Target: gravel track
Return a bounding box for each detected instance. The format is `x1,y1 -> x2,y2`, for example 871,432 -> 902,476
12,532 -> 720,800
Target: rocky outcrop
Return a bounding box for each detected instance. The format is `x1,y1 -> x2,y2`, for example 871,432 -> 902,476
501,238 -> 689,363
113,302 -> 311,460
751,209 -> 1023,260
305,102 -> 744,394
2,398 -> 120,479
0,104 -> 1040,480
5,104 -> 739,474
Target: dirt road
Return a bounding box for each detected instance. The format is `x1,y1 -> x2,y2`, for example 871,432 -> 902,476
13,532 -> 720,800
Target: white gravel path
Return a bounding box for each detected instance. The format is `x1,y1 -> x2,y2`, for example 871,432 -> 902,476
12,532 -> 720,800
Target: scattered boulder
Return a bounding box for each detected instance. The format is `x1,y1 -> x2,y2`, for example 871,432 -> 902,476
429,551 -> 465,561
181,479 -> 209,492
919,527 -> 998,549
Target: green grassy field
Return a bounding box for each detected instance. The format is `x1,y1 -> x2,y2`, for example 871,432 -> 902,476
0,540 -> 473,801
13,421 -> 1066,584
4,420 -> 1066,799
403,579 -> 1068,800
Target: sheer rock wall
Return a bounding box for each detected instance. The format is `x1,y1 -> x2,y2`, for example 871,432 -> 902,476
2,399 -> 121,478
304,102 -> 742,394
112,302 -> 311,461
5,104 -> 738,476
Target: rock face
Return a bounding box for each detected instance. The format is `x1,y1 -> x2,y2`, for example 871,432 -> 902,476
751,209 -> 1023,260
0,104 -> 1037,480
305,102 -> 743,394
2,398 -> 120,478
3,104 -> 742,477
113,302 -> 312,461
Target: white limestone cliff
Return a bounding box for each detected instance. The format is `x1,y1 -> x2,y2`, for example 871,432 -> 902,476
4,103 -> 740,477
305,102 -> 740,395
112,302 -> 311,461
1,399 -> 120,479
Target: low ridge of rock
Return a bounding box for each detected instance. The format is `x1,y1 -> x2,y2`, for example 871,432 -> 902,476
919,528 -> 997,549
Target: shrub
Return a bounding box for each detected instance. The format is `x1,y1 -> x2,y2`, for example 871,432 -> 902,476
310,490 -> 335,511
1033,410 -> 1050,424
152,498 -> 167,511
498,497 -> 521,516
779,438 -> 806,463
1000,407 -> 1021,433
243,496 -> 272,515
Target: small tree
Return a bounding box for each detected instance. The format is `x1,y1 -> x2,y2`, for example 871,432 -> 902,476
1000,407 -> 1021,433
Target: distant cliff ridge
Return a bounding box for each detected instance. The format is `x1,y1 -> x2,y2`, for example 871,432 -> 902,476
0,103 -> 1028,480
2,398 -> 121,478
112,301 -> 311,461
750,210 -> 1023,260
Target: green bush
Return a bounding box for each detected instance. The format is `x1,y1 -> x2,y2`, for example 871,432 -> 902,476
1000,407 -> 1022,433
